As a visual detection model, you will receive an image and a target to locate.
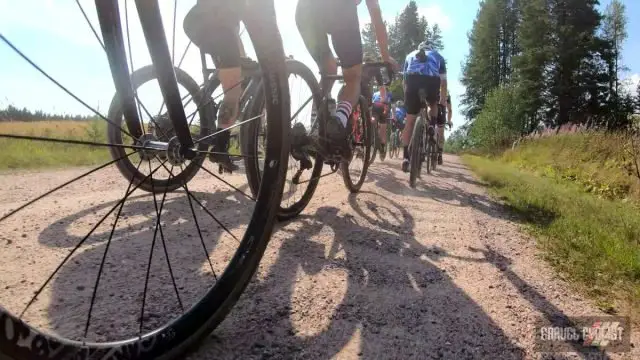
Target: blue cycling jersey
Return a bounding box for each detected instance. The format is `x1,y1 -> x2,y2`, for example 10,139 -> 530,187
395,107 -> 407,122
403,49 -> 447,77
372,91 -> 392,104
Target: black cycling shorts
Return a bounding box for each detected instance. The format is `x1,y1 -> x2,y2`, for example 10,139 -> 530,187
183,0 -> 245,68
296,0 -> 363,69
404,74 -> 441,115
371,103 -> 389,124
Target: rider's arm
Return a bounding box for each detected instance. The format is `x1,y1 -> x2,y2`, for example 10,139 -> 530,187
439,57 -> 448,105
447,95 -> 453,123
365,0 -> 391,62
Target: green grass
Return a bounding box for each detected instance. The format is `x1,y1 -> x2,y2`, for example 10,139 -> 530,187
0,120 -> 111,170
501,131 -> 640,201
464,154 -> 640,315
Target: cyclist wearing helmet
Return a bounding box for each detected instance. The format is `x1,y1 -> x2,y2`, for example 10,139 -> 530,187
401,41 -> 448,173
394,100 -> 407,132
371,88 -> 392,157
184,0 -> 397,171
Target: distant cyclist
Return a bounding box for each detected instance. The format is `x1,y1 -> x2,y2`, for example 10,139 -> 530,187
400,41 -> 448,173
394,100 -> 407,132
371,88 -> 392,159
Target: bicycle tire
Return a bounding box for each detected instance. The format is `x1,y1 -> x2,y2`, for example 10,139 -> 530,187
107,65 -> 214,194
0,3 -> 290,360
242,59 -> 323,221
409,115 -> 425,188
341,96 -> 372,193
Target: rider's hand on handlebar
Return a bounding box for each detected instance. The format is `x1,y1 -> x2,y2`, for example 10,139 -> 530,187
447,121 -> 453,130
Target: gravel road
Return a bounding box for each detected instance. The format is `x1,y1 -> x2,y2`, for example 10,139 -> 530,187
0,155 -> 636,359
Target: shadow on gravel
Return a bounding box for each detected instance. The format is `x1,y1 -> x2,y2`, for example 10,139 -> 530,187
444,246 -> 612,360
366,165 -> 511,223
189,192 -> 526,359
38,187 -> 253,342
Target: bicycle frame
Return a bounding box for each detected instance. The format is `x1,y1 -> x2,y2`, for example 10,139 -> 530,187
97,0 -> 195,149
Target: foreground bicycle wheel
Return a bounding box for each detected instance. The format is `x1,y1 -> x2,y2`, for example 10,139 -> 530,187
341,96 -> 372,193
409,116 -> 425,188
0,1 -> 289,359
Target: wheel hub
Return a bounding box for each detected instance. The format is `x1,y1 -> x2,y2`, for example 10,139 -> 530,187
138,134 -> 159,161
166,137 -> 187,166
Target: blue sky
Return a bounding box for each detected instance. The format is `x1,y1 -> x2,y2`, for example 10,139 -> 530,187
0,0 -> 638,132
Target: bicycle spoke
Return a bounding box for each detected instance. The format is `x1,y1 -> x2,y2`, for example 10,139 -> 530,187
0,134 -> 154,151
195,163 -> 255,201
0,151 -> 136,223
154,165 -> 184,313
195,113 -> 263,145
179,165 -> 218,280
83,160 -> 143,339
19,159 -> 167,318
0,34 -> 136,141
75,0 -> 105,51
156,162 -> 239,244
139,161 -> 180,334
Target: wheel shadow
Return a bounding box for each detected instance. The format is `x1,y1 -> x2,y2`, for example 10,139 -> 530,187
190,192 -> 527,359
37,186 -> 254,343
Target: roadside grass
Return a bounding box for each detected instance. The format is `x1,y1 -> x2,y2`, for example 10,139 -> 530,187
463,154 -> 640,315
0,120 -> 111,170
501,131 -> 640,202
0,120 -> 243,170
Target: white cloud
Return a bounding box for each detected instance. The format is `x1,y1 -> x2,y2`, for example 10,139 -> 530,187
418,4 -> 452,32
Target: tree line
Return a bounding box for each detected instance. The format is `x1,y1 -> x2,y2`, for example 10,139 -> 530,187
361,1 -> 444,101
451,0 -> 639,152
0,105 -> 100,122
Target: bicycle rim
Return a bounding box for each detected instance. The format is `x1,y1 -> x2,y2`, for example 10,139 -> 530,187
341,96 -> 371,193
242,59 -> 323,221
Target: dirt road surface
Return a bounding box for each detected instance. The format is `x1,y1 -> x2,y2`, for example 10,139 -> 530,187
0,155 -> 637,359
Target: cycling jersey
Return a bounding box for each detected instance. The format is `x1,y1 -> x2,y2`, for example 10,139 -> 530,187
403,49 -> 447,78
372,91 -> 392,104
395,106 -> 407,122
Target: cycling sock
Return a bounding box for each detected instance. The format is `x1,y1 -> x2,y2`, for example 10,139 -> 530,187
403,146 -> 409,159
335,101 -> 352,128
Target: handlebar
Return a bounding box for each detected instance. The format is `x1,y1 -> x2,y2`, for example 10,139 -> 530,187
362,62 -> 395,87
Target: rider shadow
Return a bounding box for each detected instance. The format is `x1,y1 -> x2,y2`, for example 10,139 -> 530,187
446,246 -> 613,360
365,165 -> 515,223
193,192 -> 526,359
38,186 -> 253,343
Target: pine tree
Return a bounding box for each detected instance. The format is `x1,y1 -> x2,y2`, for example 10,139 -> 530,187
602,0 -> 627,96
388,1 -> 428,63
430,24 -> 444,51
361,23 -> 381,61
513,0 -> 550,131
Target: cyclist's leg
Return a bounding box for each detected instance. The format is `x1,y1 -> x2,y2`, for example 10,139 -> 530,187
402,76 -> 422,172
183,1 -> 244,170
297,0 -> 349,147
328,0 -> 363,146
436,105 -> 446,164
